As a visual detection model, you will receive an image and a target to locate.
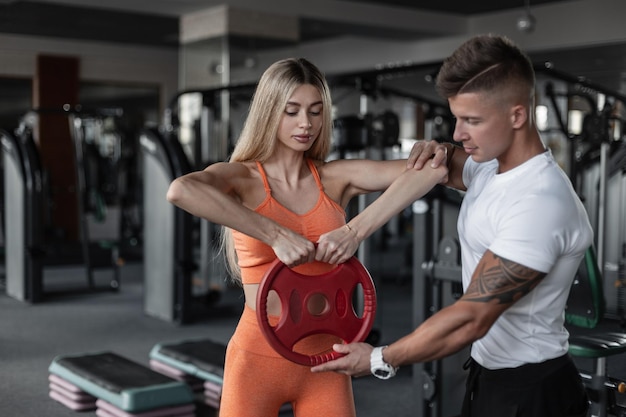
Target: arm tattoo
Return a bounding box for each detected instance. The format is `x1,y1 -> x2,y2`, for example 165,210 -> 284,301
463,254 -> 546,304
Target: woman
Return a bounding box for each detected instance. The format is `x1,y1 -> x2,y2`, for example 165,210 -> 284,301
166,57 -> 446,417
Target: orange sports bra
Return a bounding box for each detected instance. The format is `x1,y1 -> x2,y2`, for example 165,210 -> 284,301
232,159 -> 347,284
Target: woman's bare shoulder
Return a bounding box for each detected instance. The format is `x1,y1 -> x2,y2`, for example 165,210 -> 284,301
220,161 -> 265,203
205,160 -> 258,177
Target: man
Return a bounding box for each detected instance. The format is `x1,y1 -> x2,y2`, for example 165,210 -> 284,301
311,34 -> 592,417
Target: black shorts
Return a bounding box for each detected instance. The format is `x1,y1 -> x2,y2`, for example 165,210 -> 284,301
461,354 -> 588,417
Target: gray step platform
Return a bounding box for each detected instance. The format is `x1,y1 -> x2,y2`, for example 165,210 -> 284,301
149,339 -> 226,385
48,351 -> 195,413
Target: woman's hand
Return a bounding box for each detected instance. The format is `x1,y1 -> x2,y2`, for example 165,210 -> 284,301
271,228 -> 317,268
315,224 -> 360,265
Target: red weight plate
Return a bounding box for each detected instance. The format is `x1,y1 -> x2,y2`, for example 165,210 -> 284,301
256,257 -> 376,366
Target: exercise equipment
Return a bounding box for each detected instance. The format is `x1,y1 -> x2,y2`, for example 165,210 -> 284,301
332,114 -> 370,156
149,339 -> 225,410
542,64 -> 626,295
48,373 -> 98,411
139,127 -> 194,324
566,246 -> 626,417
1,128 -> 44,301
2,108 -> 128,302
412,186 -> 466,417
48,352 -> 195,414
164,90 -> 235,307
332,110 -> 400,157
149,339 -> 226,385
256,256 -> 376,366
69,111 -> 125,289
139,87 -> 257,324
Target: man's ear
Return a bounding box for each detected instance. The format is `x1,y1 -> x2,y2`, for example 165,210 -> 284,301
511,104 -> 527,129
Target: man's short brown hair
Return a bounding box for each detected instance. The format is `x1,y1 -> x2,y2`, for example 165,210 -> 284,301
436,34 -> 535,101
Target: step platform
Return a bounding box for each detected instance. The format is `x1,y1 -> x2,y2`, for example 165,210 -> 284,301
48,374 -> 97,411
149,339 -> 226,385
48,352 -> 195,414
149,339 -> 226,407
149,339 -> 291,414
148,358 -> 205,392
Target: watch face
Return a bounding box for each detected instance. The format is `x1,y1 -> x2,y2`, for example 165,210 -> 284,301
375,369 -> 390,377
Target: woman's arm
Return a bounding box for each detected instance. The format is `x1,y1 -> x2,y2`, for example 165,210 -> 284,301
315,163 -> 448,264
166,162 -> 315,267
407,140 -> 468,191
320,158 -> 410,209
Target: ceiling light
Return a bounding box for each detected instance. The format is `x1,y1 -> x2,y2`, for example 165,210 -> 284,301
516,0 -> 536,33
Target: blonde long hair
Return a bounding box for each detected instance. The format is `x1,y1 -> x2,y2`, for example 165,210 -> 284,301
221,58 -> 334,284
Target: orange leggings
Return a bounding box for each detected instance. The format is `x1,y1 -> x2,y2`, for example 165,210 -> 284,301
219,306 -> 356,417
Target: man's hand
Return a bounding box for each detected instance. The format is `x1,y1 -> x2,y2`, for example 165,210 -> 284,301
407,140 -> 448,170
310,343 -> 374,377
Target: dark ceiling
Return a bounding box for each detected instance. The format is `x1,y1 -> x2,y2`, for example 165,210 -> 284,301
0,0 -> 624,96
0,0 -> 575,48
0,1 -> 180,48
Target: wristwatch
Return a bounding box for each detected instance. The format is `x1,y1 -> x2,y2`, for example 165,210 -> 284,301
370,346 -> 398,380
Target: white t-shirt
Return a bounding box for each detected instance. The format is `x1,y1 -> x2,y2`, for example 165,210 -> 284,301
458,150 -> 593,369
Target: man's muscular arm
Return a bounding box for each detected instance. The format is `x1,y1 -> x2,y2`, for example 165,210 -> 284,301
311,250 -> 547,376
382,250 -> 547,368
463,251 -> 545,304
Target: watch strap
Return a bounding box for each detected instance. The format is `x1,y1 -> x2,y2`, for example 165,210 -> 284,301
370,345 -> 397,380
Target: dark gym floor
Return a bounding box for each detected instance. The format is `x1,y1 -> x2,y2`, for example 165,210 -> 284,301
4,243 -> 626,417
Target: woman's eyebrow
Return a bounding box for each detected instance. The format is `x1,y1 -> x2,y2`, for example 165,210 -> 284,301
286,100 -> 323,106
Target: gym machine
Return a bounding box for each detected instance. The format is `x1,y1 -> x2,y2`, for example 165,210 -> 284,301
139,84 -> 255,324
2,128 -> 44,301
1,108 -> 125,302
538,62 -> 626,280
412,184 -> 466,417
139,126 -> 194,324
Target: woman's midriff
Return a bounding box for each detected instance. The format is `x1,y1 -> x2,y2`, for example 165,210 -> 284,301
242,284 -> 342,358
244,283 -> 280,313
